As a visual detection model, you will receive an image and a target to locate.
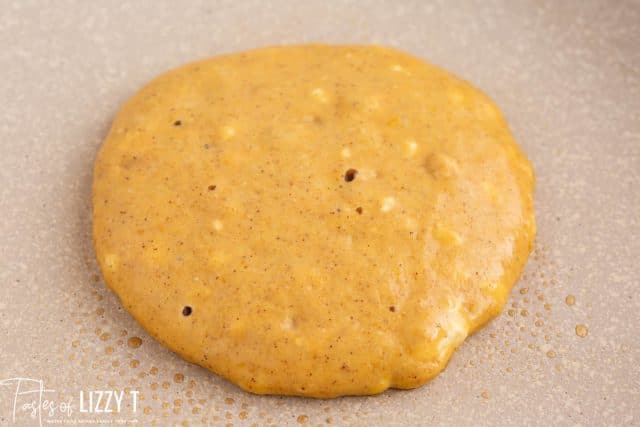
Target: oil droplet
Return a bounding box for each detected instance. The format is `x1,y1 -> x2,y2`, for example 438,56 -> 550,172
225,398 -> 235,405
565,295 -> 575,306
150,367 -> 158,375
192,407 -> 201,415
143,406 -> 152,415
239,411 -> 248,420
100,332 -> 111,341
150,382 -> 158,390
520,309 -> 529,317
162,382 -> 170,389
519,287 -> 528,295
72,340 -> 80,348
297,415 -> 309,424
481,391 -> 489,399
575,324 -> 588,338
174,373 -> 184,383
128,337 -> 143,349
535,320 -> 544,327
96,308 -> 105,316
130,359 -> 140,368
105,346 -> 114,355
112,360 -> 120,368
546,350 -> 556,358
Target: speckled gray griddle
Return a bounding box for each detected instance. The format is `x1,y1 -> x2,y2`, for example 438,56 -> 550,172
0,1 -> 638,425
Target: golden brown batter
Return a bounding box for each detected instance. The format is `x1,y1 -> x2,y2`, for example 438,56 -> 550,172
93,45 -> 535,397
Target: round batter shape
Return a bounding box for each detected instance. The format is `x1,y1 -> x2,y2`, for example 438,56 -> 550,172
93,45 -> 535,397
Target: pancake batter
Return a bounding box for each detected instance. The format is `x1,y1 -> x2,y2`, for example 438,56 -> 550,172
92,45 -> 535,397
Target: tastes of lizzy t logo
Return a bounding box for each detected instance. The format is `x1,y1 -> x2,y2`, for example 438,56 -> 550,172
0,377 -> 139,425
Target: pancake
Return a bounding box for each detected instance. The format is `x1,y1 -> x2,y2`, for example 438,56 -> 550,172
92,45 -> 535,397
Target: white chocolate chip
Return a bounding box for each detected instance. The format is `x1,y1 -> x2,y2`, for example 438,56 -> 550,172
381,197 -> 396,212
406,139 -> 418,156
221,125 -> 236,139
311,88 -> 329,103
436,302 -> 469,358
281,317 -> 294,330
405,217 -> 418,232
208,251 -> 227,266
448,89 -> 465,104
482,181 -> 498,202
104,254 -> 119,272
390,64 -> 411,75
341,147 -> 351,158
366,96 -> 381,110
212,219 -> 223,231
434,224 -> 463,246
480,102 -> 499,120
425,152 -> 459,178
357,168 -> 377,181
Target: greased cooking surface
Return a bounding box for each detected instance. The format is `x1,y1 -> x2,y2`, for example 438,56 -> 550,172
92,45 -> 535,397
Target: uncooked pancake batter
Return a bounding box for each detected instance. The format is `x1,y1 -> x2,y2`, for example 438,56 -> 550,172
93,45 -> 535,397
